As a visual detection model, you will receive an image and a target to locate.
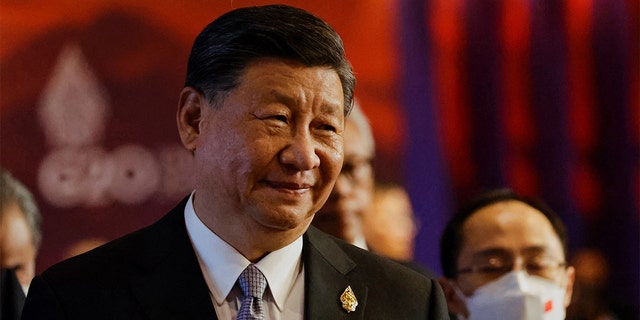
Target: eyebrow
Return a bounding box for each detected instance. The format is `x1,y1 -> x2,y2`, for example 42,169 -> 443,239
521,246 -> 551,257
319,101 -> 343,116
269,91 -> 342,116
471,246 -> 558,260
472,248 -> 512,260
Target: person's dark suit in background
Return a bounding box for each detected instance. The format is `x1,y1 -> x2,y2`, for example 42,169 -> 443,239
22,5 -> 449,319
1,268 -> 25,320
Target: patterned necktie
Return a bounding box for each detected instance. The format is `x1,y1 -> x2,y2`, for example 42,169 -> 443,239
237,264 -> 267,320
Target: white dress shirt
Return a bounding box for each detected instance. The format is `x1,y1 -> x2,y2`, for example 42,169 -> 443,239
352,234 -> 368,250
184,192 -> 305,319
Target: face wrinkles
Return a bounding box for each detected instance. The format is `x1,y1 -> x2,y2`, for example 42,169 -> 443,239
188,58 -> 344,257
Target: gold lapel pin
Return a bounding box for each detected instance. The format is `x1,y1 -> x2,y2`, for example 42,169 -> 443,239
340,285 -> 358,313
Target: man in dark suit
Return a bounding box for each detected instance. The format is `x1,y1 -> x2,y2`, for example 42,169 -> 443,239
21,5 -> 449,319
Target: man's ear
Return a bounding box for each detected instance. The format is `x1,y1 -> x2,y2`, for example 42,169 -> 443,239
438,277 -> 469,318
177,87 -> 205,152
563,266 -> 576,307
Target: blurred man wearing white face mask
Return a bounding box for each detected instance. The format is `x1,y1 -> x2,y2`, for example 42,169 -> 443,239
438,188 -> 575,319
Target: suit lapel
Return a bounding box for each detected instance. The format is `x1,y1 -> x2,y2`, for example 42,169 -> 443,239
128,200 -> 218,320
123,201 -> 371,319
303,227 -> 367,320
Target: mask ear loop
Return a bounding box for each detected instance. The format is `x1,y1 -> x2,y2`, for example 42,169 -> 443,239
452,281 -> 468,301
439,277 -> 471,320
453,285 -> 471,320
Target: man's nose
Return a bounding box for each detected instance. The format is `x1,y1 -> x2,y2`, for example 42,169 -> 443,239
279,133 -> 320,170
511,257 -> 526,273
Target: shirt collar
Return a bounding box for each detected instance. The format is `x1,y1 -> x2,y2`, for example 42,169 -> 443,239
184,192 -> 303,311
352,234 -> 368,250
254,235 -> 303,310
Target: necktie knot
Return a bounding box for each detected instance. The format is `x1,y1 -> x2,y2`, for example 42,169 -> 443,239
237,264 -> 267,320
238,264 -> 267,298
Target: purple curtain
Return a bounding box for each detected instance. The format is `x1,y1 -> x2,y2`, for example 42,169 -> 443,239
401,0 -> 639,316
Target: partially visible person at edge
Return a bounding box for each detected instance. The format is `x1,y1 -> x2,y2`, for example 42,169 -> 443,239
363,181 -> 420,263
0,167 -> 42,319
21,5 -> 449,319
567,248 -> 624,320
311,102 -> 374,250
312,103 -> 435,278
439,188 -> 575,319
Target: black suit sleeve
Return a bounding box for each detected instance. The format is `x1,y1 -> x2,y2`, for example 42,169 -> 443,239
1,268 -> 26,320
21,275 -> 66,320
427,277 -> 451,319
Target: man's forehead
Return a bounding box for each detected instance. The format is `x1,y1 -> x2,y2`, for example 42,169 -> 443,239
343,119 -> 373,157
463,200 -> 549,230
458,201 -> 565,259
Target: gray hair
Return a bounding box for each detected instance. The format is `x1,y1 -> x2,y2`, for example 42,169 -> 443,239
1,168 -> 42,249
348,100 -> 375,156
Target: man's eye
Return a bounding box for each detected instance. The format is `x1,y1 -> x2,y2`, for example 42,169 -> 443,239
525,263 -> 546,272
478,265 -> 507,274
9,264 -> 24,271
341,163 -> 355,174
525,259 -> 556,272
270,115 -> 288,122
318,124 -> 337,132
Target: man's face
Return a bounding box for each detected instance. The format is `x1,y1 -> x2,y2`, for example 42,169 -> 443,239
312,116 -> 374,244
186,58 -> 345,243
0,203 -> 37,292
453,201 -> 575,309
364,187 -> 417,260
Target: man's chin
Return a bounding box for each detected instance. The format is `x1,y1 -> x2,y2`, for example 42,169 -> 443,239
254,206 -> 315,231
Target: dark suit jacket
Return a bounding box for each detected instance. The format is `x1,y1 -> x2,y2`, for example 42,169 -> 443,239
22,198 -> 449,319
1,267 -> 26,320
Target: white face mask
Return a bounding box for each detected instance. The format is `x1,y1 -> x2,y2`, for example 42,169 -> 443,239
460,271 -> 566,320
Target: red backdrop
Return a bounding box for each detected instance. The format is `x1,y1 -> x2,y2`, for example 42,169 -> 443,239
1,0 -> 405,269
